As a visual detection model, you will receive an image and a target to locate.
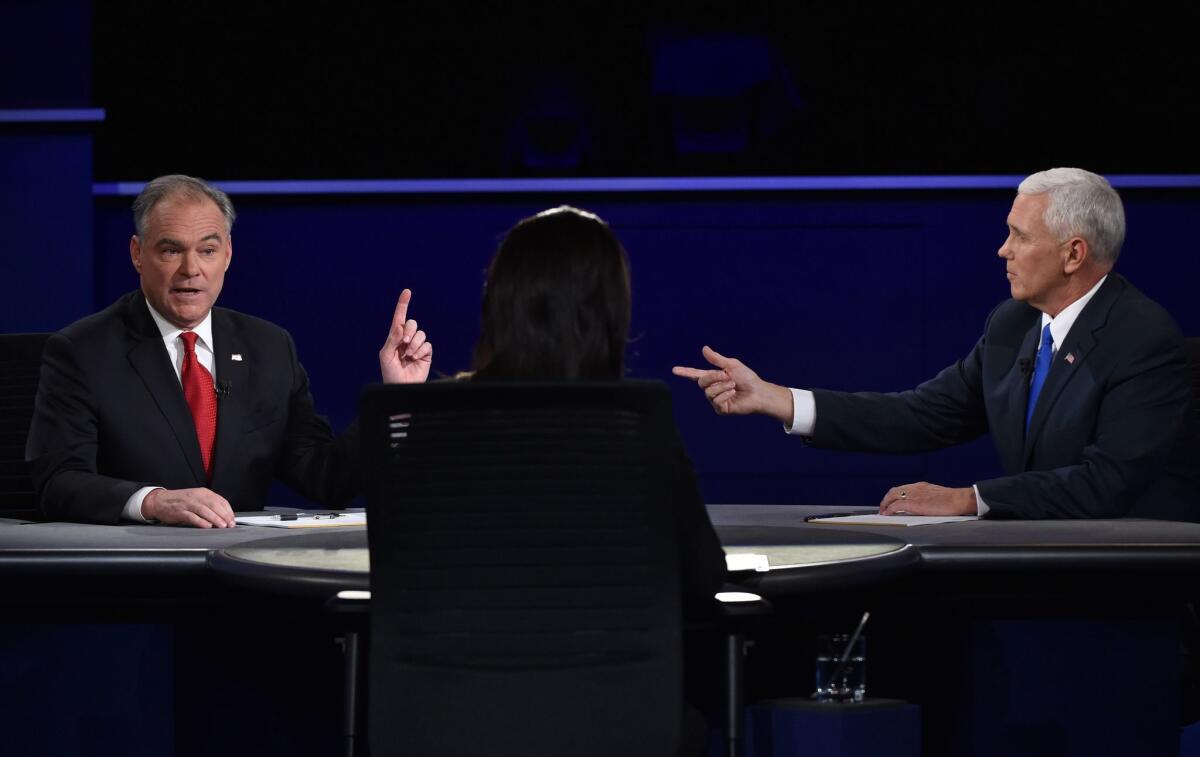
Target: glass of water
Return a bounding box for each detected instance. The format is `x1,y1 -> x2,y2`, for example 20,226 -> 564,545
814,632 -> 866,702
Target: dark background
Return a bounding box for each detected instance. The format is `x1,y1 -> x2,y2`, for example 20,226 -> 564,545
85,1 -> 1200,180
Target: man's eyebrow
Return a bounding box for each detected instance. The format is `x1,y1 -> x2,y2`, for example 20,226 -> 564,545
154,233 -> 223,247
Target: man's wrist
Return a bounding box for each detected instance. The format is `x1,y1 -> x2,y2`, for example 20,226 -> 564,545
970,484 -> 988,517
766,382 -> 794,424
123,486 -> 162,523
141,488 -> 162,521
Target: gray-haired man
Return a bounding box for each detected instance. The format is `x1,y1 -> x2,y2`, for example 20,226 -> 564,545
675,168 -> 1197,519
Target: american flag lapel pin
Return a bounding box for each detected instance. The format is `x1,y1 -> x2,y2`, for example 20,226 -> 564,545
1064,353 -> 1075,365
231,353 -> 243,362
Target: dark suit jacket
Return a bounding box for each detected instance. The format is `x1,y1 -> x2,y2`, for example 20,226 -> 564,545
809,273 -> 1198,519
26,291 -> 359,524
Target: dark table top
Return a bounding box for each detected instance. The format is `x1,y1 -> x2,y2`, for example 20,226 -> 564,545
708,505 -> 1200,573
6,505 -> 1200,598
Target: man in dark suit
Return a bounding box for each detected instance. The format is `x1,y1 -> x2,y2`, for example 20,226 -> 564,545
27,174 -> 432,526
674,167 -> 1196,519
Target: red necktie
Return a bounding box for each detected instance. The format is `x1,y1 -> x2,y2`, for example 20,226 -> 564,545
180,331 -> 217,479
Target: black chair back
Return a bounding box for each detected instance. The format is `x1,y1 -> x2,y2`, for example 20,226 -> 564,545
1183,337 -> 1200,429
0,333 -> 50,519
361,380 -> 684,757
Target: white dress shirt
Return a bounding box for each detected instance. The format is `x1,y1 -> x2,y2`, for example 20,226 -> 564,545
785,275 -> 1108,516
121,302 -> 218,522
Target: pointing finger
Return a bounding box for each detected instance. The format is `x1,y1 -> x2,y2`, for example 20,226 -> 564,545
672,366 -> 706,380
391,289 -> 412,332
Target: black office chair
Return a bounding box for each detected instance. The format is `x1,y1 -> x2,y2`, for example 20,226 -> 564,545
0,333 -> 50,519
1182,337 -> 1200,436
361,380 -> 689,757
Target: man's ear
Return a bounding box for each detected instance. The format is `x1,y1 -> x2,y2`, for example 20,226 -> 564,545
1062,236 -> 1089,275
130,235 -> 143,273
225,234 -> 233,271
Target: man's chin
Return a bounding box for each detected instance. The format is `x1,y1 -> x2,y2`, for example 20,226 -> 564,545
165,302 -> 211,329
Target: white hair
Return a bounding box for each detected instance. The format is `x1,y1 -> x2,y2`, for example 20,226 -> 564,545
1017,167 -> 1125,265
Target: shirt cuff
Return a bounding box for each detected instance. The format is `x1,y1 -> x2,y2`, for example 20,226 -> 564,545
123,486 -> 162,523
784,387 -> 816,436
972,484 -> 990,517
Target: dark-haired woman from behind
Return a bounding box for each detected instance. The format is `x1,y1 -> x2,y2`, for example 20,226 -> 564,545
472,205 -> 724,587
470,205 -> 727,755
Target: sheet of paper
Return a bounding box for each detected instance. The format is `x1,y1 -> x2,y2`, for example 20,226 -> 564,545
807,514 -> 978,527
234,513 -> 367,528
724,553 -> 771,572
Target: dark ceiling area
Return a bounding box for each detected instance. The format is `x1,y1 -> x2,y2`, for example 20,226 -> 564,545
91,2 -> 1200,180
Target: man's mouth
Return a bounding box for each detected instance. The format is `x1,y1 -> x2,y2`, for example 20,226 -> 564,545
172,288 -> 203,296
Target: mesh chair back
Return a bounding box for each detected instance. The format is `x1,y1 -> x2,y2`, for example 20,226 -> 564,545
0,334 -> 49,518
362,380 -> 684,757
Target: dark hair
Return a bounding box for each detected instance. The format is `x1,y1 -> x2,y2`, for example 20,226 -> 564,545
472,206 -> 631,380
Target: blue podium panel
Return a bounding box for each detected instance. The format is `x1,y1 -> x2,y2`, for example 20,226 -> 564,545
953,619 -> 1181,757
0,624 -> 172,756
744,698 -> 920,757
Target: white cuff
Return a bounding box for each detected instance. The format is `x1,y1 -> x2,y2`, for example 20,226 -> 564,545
784,387 -> 816,436
123,486 -> 162,523
972,485 -> 989,517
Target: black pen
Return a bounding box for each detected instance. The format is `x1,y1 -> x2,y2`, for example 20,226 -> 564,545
804,511 -> 872,522
275,513 -> 299,521
811,513 -> 859,523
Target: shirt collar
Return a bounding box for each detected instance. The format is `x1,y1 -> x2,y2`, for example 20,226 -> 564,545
144,299 -> 215,352
1041,274 -> 1107,348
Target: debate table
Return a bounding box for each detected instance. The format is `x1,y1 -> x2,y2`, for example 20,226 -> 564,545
5,505 -> 1200,757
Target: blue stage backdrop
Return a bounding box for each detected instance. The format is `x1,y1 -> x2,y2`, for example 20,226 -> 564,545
90,187 -> 1200,508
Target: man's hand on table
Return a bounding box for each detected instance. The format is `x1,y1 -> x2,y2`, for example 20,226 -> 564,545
878,482 -> 977,516
143,487 -> 237,528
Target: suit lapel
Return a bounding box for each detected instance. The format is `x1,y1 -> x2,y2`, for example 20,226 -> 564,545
123,293 -> 207,484
211,309 -> 249,488
1022,275 -> 1123,464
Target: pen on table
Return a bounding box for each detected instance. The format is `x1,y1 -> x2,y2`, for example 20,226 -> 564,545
804,512 -> 858,522
274,513 -> 299,521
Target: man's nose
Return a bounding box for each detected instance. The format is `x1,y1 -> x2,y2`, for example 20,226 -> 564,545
178,251 -> 201,276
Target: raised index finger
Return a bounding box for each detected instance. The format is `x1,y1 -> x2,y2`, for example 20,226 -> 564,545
391,289 -> 413,331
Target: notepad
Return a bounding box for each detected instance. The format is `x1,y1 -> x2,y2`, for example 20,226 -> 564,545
806,514 -> 978,527
234,513 -> 367,528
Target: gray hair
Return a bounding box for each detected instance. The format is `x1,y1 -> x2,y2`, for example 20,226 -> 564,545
132,174 -> 236,238
1017,168 -> 1125,265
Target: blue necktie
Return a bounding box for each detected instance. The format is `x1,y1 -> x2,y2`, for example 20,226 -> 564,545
1025,323 -> 1054,432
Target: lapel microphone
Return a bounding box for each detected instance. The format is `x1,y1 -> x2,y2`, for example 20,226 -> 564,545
217,381 -> 232,399
1018,358 -> 1033,378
